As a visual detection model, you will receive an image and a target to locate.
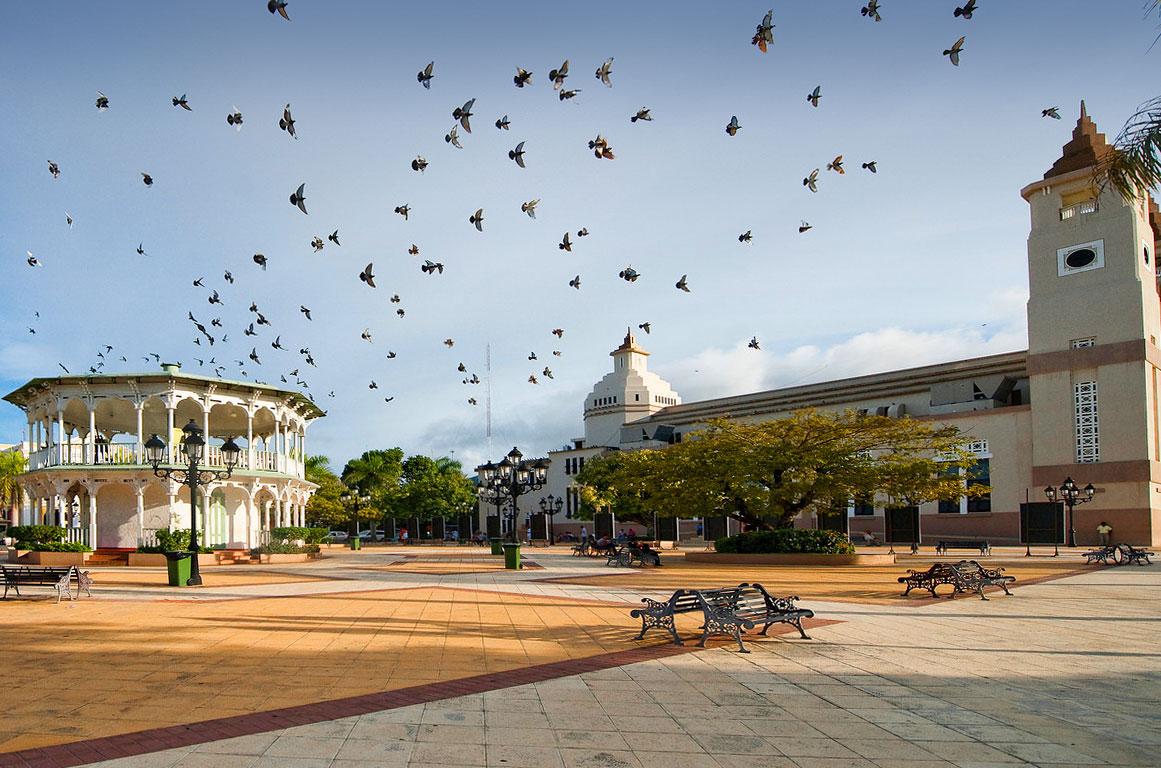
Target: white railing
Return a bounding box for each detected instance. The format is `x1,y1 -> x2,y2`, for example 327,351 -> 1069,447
1060,200 -> 1097,220
26,442 -> 299,476
65,527 -> 90,547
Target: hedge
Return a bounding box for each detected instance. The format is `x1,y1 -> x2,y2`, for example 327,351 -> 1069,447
7,525 -> 91,551
270,527 -> 329,545
715,528 -> 855,555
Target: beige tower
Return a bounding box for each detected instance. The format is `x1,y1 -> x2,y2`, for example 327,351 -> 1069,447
583,329 -> 681,447
1021,102 -> 1161,545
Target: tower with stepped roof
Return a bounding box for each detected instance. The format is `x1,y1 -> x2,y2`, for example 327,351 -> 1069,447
582,329 -> 681,448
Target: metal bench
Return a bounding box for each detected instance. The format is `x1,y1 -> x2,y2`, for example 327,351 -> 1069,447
898,563 -> 958,597
1083,545 -> 1118,565
605,542 -> 662,567
1,565 -> 93,603
1117,543 -> 1153,566
630,583 -> 813,653
935,540 -> 991,556
947,560 -> 1015,600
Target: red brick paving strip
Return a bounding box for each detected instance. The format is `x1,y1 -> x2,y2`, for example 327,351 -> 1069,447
0,620 -> 836,768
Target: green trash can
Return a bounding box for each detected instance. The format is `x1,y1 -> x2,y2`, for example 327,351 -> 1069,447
164,551 -> 192,587
502,542 -> 521,570
490,538 -> 504,555
350,537 -> 361,550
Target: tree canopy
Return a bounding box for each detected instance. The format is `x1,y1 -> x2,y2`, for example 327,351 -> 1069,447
304,455 -> 348,528
0,450 -> 26,523
574,411 -> 986,530
393,455 -> 476,521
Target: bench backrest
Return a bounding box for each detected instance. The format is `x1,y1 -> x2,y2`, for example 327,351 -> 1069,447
2,565 -> 75,583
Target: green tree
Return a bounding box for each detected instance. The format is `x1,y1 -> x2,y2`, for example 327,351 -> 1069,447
1099,96 -> 1161,201
304,454 -> 348,528
395,455 -> 476,522
575,411 -> 985,531
0,450 -> 26,525
341,448 -> 405,518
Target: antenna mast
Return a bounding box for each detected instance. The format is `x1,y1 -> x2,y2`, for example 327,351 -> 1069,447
485,343 -> 493,458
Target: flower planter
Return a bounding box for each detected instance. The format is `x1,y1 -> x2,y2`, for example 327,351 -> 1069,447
7,550 -> 87,567
684,552 -> 896,566
127,553 -> 218,568
258,553 -> 323,564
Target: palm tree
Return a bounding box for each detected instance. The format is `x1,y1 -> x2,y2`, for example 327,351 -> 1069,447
304,454 -> 332,485
0,450 -> 27,526
1100,96 -> 1161,201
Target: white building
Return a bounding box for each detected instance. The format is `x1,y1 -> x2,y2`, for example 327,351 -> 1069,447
3,363 -> 323,551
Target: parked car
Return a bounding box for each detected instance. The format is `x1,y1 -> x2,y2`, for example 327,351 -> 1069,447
325,530 -> 349,542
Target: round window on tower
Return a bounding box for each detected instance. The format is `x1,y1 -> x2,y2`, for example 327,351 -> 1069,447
1065,248 -> 1097,269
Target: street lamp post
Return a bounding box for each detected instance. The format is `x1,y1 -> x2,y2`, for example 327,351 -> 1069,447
539,495 -> 563,545
1044,477 -> 1096,550
341,491 -> 372,544
475,447 -> 548,543
144,420 -> 240,586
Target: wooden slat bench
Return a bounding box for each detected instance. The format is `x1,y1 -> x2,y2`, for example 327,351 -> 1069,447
935,540 -> 991,556
1,565 -> 93,603
630,583 -> 813,653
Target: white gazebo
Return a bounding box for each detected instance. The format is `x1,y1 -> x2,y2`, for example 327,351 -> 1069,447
3,363 -> 324,550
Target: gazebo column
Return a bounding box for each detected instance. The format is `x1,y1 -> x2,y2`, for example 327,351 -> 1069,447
202,407 -> 210,463
88,409 -> 96,464
135,486 -> 146,546
246,411 -> 254,470
56,410 -> 65,465
246,494 -> 255,548
263,499 -> 271,531
165,404 -> 175,462
88,492 -> 98,549
135,402 -> 144,464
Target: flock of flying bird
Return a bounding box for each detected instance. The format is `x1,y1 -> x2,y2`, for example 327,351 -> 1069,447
26,1 -> 1050,416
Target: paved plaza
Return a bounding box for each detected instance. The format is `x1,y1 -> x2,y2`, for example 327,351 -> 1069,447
0,548 -> 1158,768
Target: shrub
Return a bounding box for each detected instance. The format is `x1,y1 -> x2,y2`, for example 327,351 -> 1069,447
715,528 -> 856,555
258,541 -> 321,555
138,528 -> 212,553
8,525 -> 66,548
270,526 -> 328,545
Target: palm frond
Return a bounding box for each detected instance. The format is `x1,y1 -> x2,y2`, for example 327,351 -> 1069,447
1097,95 -> 1161,200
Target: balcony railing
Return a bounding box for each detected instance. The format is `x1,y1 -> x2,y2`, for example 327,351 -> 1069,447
1060,199 -> 1098,220
26,444 -> 294,476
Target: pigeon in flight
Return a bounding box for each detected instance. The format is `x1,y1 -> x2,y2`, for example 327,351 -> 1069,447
588,135 -> 614,159
559,89 -> 581,102
595,57 -> 614,87
542,367 -> 554,379
638,322 -> 651,334
452,98 -> 475,133
396,308 -> 406,318
394,204 -> 410,220
390,294 -> 401,303
726,115 -> 740,136
528,352 -> 538,360
224,270 -> 234,283
384,397 -> 395,404
862,161 -> 877,173
193,277 -> 205,287
95,91 -> 109,110
799,221 -> 813,233
369,381 -> 378,389
411,156 -> 428,172
675,275 -> 690,292
1042,106 -> 1061,119
860,1 -> 882,21
807,86 -> 822,108
508,141 -> 526,167
552,328 -> 564,338
445,125 -> 463,148
65,212 -> 73,228
421,260 -> 444,274
417,61 -> 434,89
495,115 -> 510,130
569,275 -> 581,289
803,168 -> 820,192
954,0 -> 977,19
739,230 -> 752,243
408,244 -> 419,255
577,227 -> 589,237
311,236 -> 324,252
748,336 -> 761,350
631,108 -> 652,123
752,9 -> 774,52
268,0 -> 290,20
26,252 -> 41,267
172,94 -> 191,111
514,67 -> 533,87
329,229 -> 341,246
361,328 -> 373,342
249,348 -> 262,365
48,161 -> 60,179
300,306 -> 312,320
468,398 -> 478,406
559,232 -> 572,252
549,60 -> 569,89
521,199 -> 539,219
141,172 -> 153,186
227,106 -> 243,129
618,266 -> 640,283
254,253 -> 268,270
359,263 -> 376,287
528,375 -> 539,385
59,363 -> 70,374
279,104 -> 297,139
290,183 -> 307,213
271,336 -> 285,350
136,243 -> 147,256
469,208 -> 484,231
444,339 -> 455,348
208,290 -> 222,305
387,351 -> 397,359
827,155 -> 845,174
943,36 -> 965,66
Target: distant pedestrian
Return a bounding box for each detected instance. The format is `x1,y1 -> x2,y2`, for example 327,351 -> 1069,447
580,526 -> 588,543
1097,521 -> 1113,546
400,527 -> 409,544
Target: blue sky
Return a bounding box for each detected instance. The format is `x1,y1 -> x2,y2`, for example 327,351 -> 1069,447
1,1 -> 1157,469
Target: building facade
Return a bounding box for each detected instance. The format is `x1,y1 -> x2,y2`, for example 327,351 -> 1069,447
543,104 -> 1161,546
3,363 -> 323,550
